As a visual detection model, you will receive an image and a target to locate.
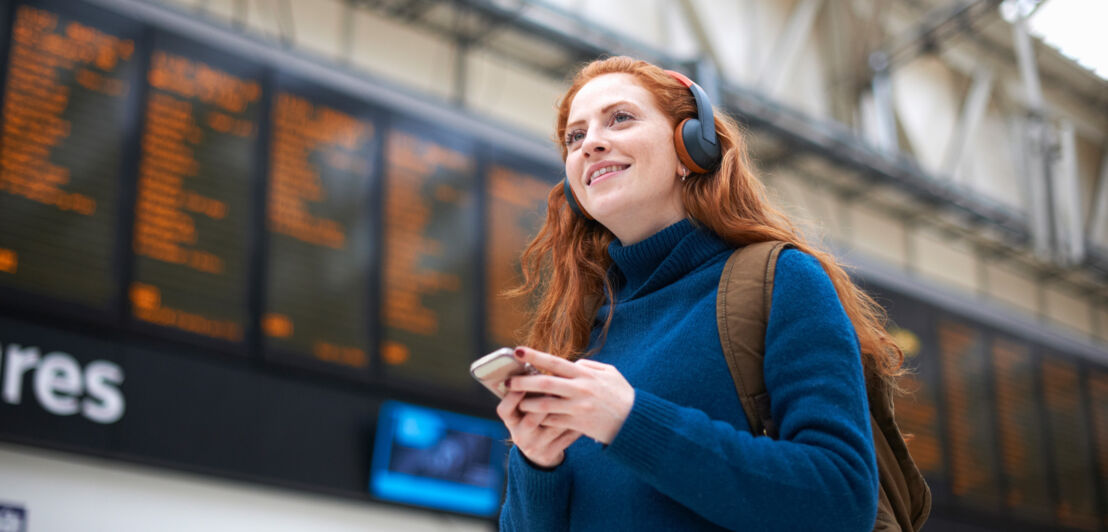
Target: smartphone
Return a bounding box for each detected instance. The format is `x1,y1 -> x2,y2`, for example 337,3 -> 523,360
470,348 -> 538,399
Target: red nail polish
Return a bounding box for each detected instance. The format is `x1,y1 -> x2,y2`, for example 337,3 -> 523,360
514,348 -> 524,358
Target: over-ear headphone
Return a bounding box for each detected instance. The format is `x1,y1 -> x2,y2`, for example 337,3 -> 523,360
563,69 -> 720,219
665,70 -> 721,174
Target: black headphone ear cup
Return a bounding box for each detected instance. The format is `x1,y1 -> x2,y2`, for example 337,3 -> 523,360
674,118 -> 709,174
663,70 -> 720,173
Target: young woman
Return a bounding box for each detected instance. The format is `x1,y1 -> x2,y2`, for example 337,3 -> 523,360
496,56 -> 903,530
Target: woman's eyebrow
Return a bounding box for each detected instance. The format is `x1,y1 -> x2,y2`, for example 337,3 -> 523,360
565,100 -> 637,129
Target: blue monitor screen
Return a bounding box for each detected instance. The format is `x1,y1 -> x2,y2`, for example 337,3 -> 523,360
370,401 -> 509,517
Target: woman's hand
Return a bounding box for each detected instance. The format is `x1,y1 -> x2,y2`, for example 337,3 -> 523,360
496,388 -> 581,469
508,346 -> 635,445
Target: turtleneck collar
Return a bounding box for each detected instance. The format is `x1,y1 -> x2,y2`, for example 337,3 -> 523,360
607,219 -> 730,299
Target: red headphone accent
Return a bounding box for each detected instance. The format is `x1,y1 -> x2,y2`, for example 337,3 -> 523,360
667,70 -> 694,89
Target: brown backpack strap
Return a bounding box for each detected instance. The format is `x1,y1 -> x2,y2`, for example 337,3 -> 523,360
868,378 -> 933,530
716,241 -> 792,438
718,241 -> 932,531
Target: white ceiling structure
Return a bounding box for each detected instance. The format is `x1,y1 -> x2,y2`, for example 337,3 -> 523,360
154,0 -> 1108,347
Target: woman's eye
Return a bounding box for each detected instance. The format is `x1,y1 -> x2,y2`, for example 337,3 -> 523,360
566,131 -> 585,145
612,111 -> 633,123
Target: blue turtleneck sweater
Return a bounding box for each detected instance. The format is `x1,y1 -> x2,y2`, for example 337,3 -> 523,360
499,220 -> 878,531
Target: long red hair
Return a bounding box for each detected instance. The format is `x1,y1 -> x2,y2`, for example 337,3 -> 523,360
510,56 -> 904,385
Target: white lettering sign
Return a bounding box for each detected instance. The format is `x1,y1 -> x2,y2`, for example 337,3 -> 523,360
0,342 -> 125,424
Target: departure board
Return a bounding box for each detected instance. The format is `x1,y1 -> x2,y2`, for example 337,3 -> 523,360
1041,357 -> 1099,530
881,290 -> 947,491
485,161 -> 553,349
991,337 -> 1051,519
262,76 -> 377,372
0,2 -> 137,310
2,2 -> 1107,529
381,122 -> 477,390
938,319 -> 1001,508
129,36 -> 261,343
890,330 -> 945,480
1089,369 -> 1108,531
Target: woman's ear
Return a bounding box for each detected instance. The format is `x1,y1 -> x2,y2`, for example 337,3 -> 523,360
677,166 -> 690,180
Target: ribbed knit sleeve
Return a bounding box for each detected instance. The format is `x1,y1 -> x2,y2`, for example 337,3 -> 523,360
603,249 -> 879,531
499,445 -> 573,530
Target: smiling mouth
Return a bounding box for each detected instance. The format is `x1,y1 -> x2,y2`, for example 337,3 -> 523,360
587,164 -> 629,186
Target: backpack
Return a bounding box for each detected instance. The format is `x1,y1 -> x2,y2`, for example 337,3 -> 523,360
716,241 -> 931,532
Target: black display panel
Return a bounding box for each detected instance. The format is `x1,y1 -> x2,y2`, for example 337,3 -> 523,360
1090,369 -> 1108,531
262,73 -> 378,374
991,337 -> 1051,520
1041,356 -> 1099,530
881,287 -> 1108,529
380,119 -> 478,392
128,32 -> 262,344
0,0 -> 138,311
879,289 -> 948,497
938,319 -> 1002,509
484,155 -> 556,350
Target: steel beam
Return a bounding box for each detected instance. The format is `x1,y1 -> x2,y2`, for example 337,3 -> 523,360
757,0 -> 823,96
1011,0 -> 1043,109
393,0 -> 437,22
1011,1 -> 1053,260
723,81 -> 1029,243
1021,114 -> 1053,260
824,0 -> 858,126
882,0 -> 1001,70
676,0 -> 725,84
341,0 -> 1105,284
942,67 -> 993,183
1088,149 -> 1108,246
1052,121 -> 1084,264
868,51 -> 899,155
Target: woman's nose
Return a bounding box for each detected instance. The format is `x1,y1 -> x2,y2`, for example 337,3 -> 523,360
582,131 -> 608,156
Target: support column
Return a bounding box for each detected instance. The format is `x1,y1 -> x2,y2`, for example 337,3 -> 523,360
1087,150 -> 1108,246
1052,121 -> 1084,265
868,51 -> 899,155
1011,1 -> 1053,260
453,41 -> 469,108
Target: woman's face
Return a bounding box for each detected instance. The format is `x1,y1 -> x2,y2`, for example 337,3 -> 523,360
563,73 -> 686,244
